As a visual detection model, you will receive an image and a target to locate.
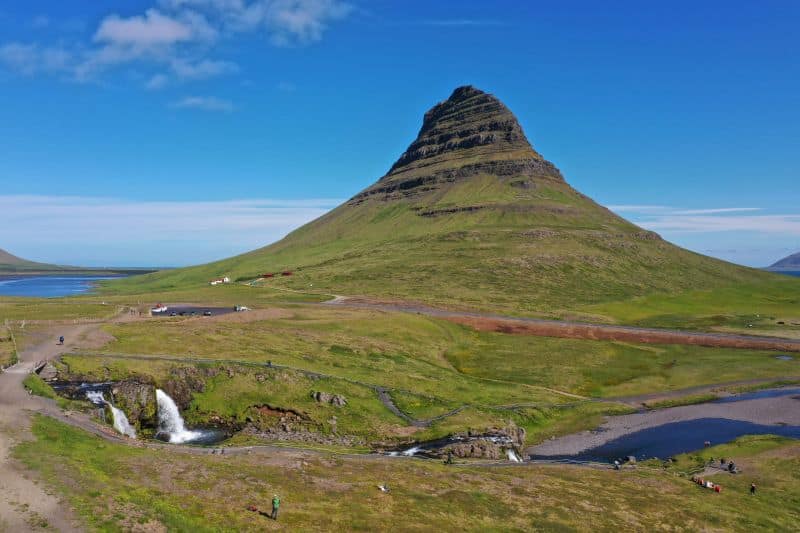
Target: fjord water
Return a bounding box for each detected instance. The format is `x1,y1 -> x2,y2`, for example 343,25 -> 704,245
0,275 -> 125,297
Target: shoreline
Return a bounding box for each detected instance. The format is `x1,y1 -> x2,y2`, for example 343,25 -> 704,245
528,387 -> 800,458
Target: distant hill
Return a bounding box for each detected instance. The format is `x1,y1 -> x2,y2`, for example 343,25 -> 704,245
111,86 -> 774,314
769,252 -> 800,271
0,247 -> 158,276
0,248 -> 68,273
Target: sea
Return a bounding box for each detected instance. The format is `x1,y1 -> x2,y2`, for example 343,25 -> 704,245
0,275 -> 126,298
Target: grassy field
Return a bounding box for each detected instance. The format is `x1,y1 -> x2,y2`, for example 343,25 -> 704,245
94,306 -> 800,399
0,297 -> 121,322
583,278 -> 800,335
45,303 -> 798,448
0,323 -> 17,368
14,415 -> 800,531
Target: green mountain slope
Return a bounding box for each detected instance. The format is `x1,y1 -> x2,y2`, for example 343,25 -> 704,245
113,86 -> 774,314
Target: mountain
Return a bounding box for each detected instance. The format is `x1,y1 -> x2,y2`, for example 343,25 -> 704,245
0,248 -> 64,273
769,252 -> 800,271
115,86 -> 772,314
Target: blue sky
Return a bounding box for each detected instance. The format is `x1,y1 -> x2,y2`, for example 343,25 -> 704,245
0,0 -> 798,267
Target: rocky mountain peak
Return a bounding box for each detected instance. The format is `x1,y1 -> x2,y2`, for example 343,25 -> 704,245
388,85 -> 535,174
351,86 -> 563,204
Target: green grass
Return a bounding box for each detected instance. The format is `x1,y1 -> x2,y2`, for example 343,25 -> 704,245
23,373 -> 58,400
642,393 -> 720,410
0,298 -> 120,321
52,303 -> 800,448
584,278 -> 800,335
95,306 -> 800,400
0,328 -> 17,368
15,415 -> 800,531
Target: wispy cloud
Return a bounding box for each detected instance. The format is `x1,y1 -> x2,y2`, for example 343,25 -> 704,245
608,205 -> 800,235
0,195 -> 341,266
419,19 -> 504,27
0,0 -> 352,86
171,95 -> 235,111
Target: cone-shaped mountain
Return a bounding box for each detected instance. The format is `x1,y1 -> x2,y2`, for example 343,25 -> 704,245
120,86 -> 769,314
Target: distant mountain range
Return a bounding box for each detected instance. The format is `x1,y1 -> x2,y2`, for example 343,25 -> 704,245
769,252 -> 800,271
112,85 -> 774,314
0,247 -> 158,276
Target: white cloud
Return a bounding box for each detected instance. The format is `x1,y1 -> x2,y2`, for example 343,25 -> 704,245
145,73 -> 170,89
94,9 -> 212,47
0,43 -> 74,76
0,195 -> 341,266
170,58 -> 238,79
0,1 -> 352,85
172,95 -> 235,111
609,205 -> 800,235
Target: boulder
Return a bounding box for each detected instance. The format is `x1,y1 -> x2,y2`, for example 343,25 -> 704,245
311,391 -> 347,407
37,363 -> 58,381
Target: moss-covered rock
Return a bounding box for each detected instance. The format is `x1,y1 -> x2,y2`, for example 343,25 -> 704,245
110,378 -> 157,429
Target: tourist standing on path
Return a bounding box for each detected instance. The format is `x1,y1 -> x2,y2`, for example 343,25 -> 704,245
750,483 -> 757,495
271,494 -> 280,520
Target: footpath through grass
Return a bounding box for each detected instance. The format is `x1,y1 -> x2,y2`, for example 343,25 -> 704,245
15,415 -> 800,532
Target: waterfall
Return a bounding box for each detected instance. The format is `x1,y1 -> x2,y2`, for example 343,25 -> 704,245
507,449 -> 522,463
85,391 -> 136,439
155,389 -> 204,444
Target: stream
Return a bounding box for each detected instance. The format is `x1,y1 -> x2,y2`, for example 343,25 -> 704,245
529,386 -> 800,462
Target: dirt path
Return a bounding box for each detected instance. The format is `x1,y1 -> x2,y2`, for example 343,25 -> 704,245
0,322 -> 99,532
325,297 -> 800,352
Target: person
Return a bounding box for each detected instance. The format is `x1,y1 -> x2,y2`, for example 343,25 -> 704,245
750,483 -> 757,495
271,494 -> 280,520
58,336 -> 64,345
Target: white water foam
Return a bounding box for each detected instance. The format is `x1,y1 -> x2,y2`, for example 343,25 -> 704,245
85,391 -> 136,438
507,449 -> 522,463
401,446 -> 421,457
155,389 -> 205,444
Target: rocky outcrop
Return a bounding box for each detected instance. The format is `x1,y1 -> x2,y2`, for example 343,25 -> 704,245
349,85 -> 563,205
160,366 -> 211,410
37,363 -> 58,381
311,391 -> 347,406
110,379 -> 157,428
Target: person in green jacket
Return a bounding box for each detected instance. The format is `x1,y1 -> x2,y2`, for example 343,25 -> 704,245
271,495 -> 280,520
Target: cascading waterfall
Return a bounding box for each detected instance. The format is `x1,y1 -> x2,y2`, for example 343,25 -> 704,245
85,391 -> 136,439
155,389 -> 204,444
507,449 -> 522,463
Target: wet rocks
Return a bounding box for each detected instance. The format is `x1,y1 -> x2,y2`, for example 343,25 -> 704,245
311,391 -> 347,406
110,378 -> 157,428
161,366 -> 208,410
